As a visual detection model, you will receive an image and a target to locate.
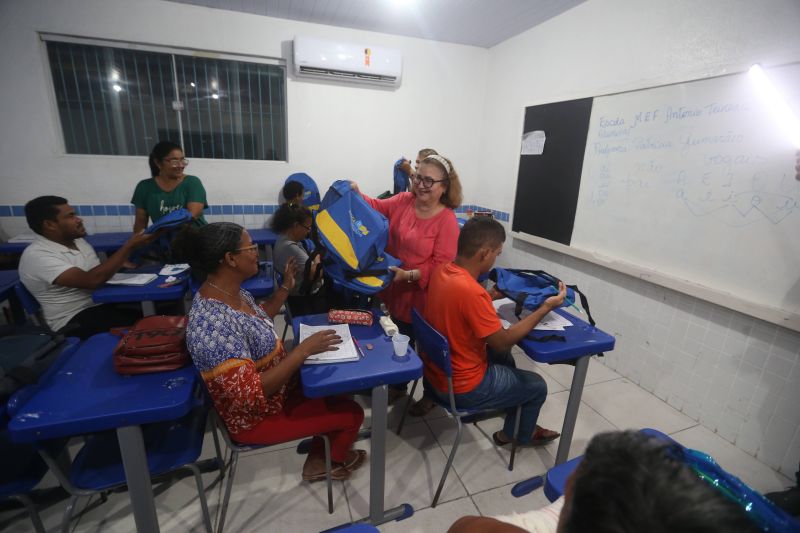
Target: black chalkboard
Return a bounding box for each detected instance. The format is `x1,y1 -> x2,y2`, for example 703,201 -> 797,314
511,98 -> 594,245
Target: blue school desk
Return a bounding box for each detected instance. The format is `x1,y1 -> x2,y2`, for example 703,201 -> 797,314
0,232 -> 133,255
293,312 -> 422,527
1,230 -> 276,256
92,266 -> 189,316
8,333 -> 197,533
84,231 -> 134,252
248,228 -> 278,248
518,307 -> 615,465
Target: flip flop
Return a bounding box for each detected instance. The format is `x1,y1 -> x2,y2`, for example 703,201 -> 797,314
493,427 -> 561,447
530,427 -> 561,446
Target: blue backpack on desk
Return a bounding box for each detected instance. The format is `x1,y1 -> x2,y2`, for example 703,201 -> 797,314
490,269 -> 575,314
315,180 -> 399,294
490,268 -> 602,351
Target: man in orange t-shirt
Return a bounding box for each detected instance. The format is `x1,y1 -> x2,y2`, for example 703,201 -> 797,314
423,217 -> 562,445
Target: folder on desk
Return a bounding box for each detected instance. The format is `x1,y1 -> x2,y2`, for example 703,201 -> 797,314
299,323 -> 361,364
105,273 -> 158,286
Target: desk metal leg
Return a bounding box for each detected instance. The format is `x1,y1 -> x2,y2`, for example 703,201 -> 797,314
142,301 -> 156,316
117,425 -> 160,533
554,355 -> 590,465
352,384 -> 412,526
369,384 -> 388,521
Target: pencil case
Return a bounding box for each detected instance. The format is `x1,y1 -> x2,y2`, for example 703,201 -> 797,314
328,309 -> 373,327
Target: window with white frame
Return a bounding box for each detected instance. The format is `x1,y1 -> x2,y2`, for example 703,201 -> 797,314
44,37 -> 287,161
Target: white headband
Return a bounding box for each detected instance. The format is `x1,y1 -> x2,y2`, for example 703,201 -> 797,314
424,154 -> 452,176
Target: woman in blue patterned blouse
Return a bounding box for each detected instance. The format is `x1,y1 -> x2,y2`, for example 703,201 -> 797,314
172,222 -> 366,481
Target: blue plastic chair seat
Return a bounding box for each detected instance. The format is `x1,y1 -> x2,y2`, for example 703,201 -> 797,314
68,405 -> 208,491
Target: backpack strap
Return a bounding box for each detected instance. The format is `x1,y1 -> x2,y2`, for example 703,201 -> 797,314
565,283 -> 604,358
298,249 -> 324,296
343,268 -> 389,279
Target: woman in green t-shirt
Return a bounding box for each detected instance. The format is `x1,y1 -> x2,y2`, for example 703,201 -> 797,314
131,141 -> 208,232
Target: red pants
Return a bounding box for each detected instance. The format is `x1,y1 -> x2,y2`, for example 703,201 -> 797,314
232,389 -> 364,463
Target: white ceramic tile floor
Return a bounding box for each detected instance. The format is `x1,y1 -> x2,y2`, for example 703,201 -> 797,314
2,361 -> 795,533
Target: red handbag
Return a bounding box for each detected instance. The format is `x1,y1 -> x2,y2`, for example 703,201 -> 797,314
112,315 -> 191,375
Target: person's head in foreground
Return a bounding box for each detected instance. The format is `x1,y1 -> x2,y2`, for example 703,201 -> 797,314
560,431 -> 761,533
450,430 -> 761,533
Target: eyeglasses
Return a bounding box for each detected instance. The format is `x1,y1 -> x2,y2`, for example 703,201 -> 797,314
232,244 -> 258,254
298,223 -> 312,231
413,175 -> 448,188
164,158 -> 189,167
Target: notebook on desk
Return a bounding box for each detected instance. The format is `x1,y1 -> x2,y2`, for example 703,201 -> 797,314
299,323 -> 361,364
105,273 -> 158,286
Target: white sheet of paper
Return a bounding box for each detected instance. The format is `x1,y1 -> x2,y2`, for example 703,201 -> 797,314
521,130 -> 546,155
159,263 -> 190,276
299,323 -> 360,364
106,273 -> 158,286
493,297 -> 573,330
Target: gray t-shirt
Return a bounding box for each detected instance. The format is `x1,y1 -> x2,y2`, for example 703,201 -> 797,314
272,235 -> 323,295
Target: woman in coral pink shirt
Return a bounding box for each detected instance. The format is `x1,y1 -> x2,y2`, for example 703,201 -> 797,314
356,154 -> 462,403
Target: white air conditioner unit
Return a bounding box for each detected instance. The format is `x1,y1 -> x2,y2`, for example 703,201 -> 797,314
293,36 -> 402,88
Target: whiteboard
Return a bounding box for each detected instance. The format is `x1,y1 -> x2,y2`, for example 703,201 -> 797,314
543,64 -> 800,329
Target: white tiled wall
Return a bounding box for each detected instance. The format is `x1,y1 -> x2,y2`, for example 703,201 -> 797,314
204,214 -> 272,230
501,236 -> 800,479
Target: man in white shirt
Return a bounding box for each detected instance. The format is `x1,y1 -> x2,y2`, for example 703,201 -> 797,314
19,196 -> 155,338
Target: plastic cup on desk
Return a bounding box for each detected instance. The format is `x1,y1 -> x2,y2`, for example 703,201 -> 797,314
392,334 -> 410,358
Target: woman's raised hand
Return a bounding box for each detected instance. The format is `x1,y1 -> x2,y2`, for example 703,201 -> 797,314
282,256 -> 300,290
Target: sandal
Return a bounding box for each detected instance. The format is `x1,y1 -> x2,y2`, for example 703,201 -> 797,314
342,449 -> 367,472
493,426 -> 561,447
302,464 -> 350,482
409,397 -> 436,417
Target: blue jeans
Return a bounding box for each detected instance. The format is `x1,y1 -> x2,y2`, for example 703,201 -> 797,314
431,349 -> 548,443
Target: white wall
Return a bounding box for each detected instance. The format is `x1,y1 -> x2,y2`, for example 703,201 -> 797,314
481,0 -> 800,478
0,0 -> 487,208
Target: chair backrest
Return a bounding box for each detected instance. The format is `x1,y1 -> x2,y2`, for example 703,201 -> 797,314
285,173 -> 321,211
13,282 -> 46,328
411,308 -> 452,378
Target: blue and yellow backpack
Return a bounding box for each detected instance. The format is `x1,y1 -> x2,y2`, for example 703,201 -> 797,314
315,180 -> 400,294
